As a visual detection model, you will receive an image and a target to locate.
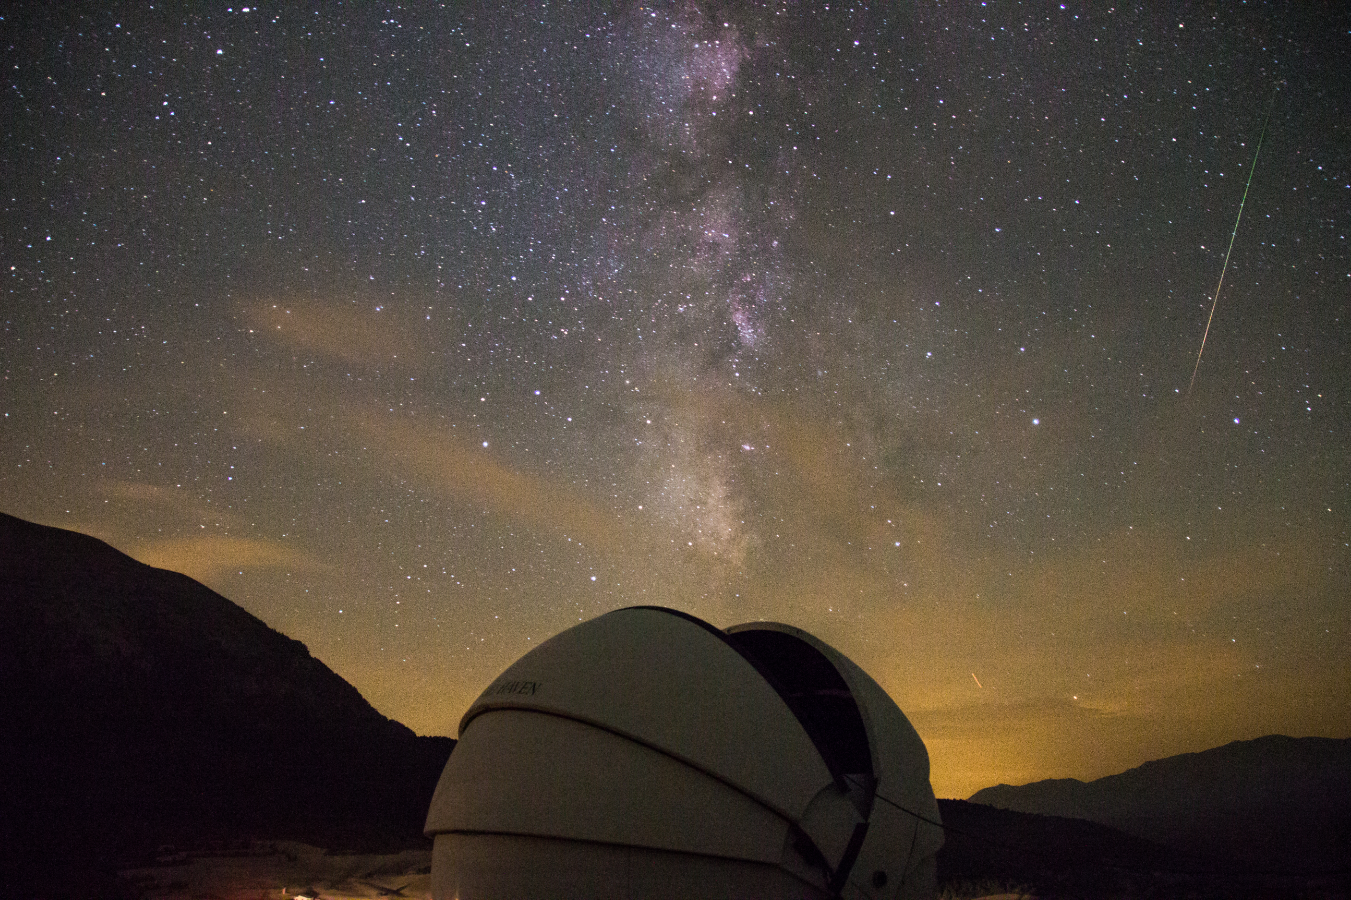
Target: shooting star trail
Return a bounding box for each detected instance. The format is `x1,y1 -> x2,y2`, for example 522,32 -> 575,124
971,673 -> 983,688
1189,85 -> 1280,395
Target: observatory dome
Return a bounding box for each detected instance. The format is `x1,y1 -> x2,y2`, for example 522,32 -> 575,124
425,607 -> 942,899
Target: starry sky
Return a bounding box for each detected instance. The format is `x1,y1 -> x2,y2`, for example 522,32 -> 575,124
3,3 -> 1348,799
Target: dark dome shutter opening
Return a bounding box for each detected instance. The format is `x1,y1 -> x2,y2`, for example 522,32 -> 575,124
726,628 -> 873,780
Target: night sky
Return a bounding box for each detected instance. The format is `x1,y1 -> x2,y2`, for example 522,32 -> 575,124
3,3 -> 1348,799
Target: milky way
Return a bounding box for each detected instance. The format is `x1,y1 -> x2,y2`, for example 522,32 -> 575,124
3,3 -> 1348,797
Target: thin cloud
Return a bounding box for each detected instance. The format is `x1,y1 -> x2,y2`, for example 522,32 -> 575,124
358,412 -> 633,552
244,298 -> 437,370
134,535 -> 325,585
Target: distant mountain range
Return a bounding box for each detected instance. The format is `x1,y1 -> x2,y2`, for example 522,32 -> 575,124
0,512 -> 453,895
970,734 -> 1351,875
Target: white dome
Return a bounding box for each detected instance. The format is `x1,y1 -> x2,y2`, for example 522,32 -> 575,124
425,607 -> 942,899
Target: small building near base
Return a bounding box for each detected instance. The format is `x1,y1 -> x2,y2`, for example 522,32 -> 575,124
425,606 -> 943,899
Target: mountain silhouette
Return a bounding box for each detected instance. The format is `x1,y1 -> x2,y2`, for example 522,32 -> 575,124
935,798 -> 1172,897
969,734 -> 1351,875
0,512 -> 453,896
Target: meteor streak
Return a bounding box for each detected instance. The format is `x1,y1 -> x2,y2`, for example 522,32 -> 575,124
971,672 -> 983,688
1188,85 -> 1280,395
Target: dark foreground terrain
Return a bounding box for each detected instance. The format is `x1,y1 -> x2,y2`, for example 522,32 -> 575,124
969,733 -> 1351,894
937,798 -> 1350,900
0,513 -> 453,898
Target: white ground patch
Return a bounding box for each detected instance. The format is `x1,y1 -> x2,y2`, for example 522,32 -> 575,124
120,842 -> 432,900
